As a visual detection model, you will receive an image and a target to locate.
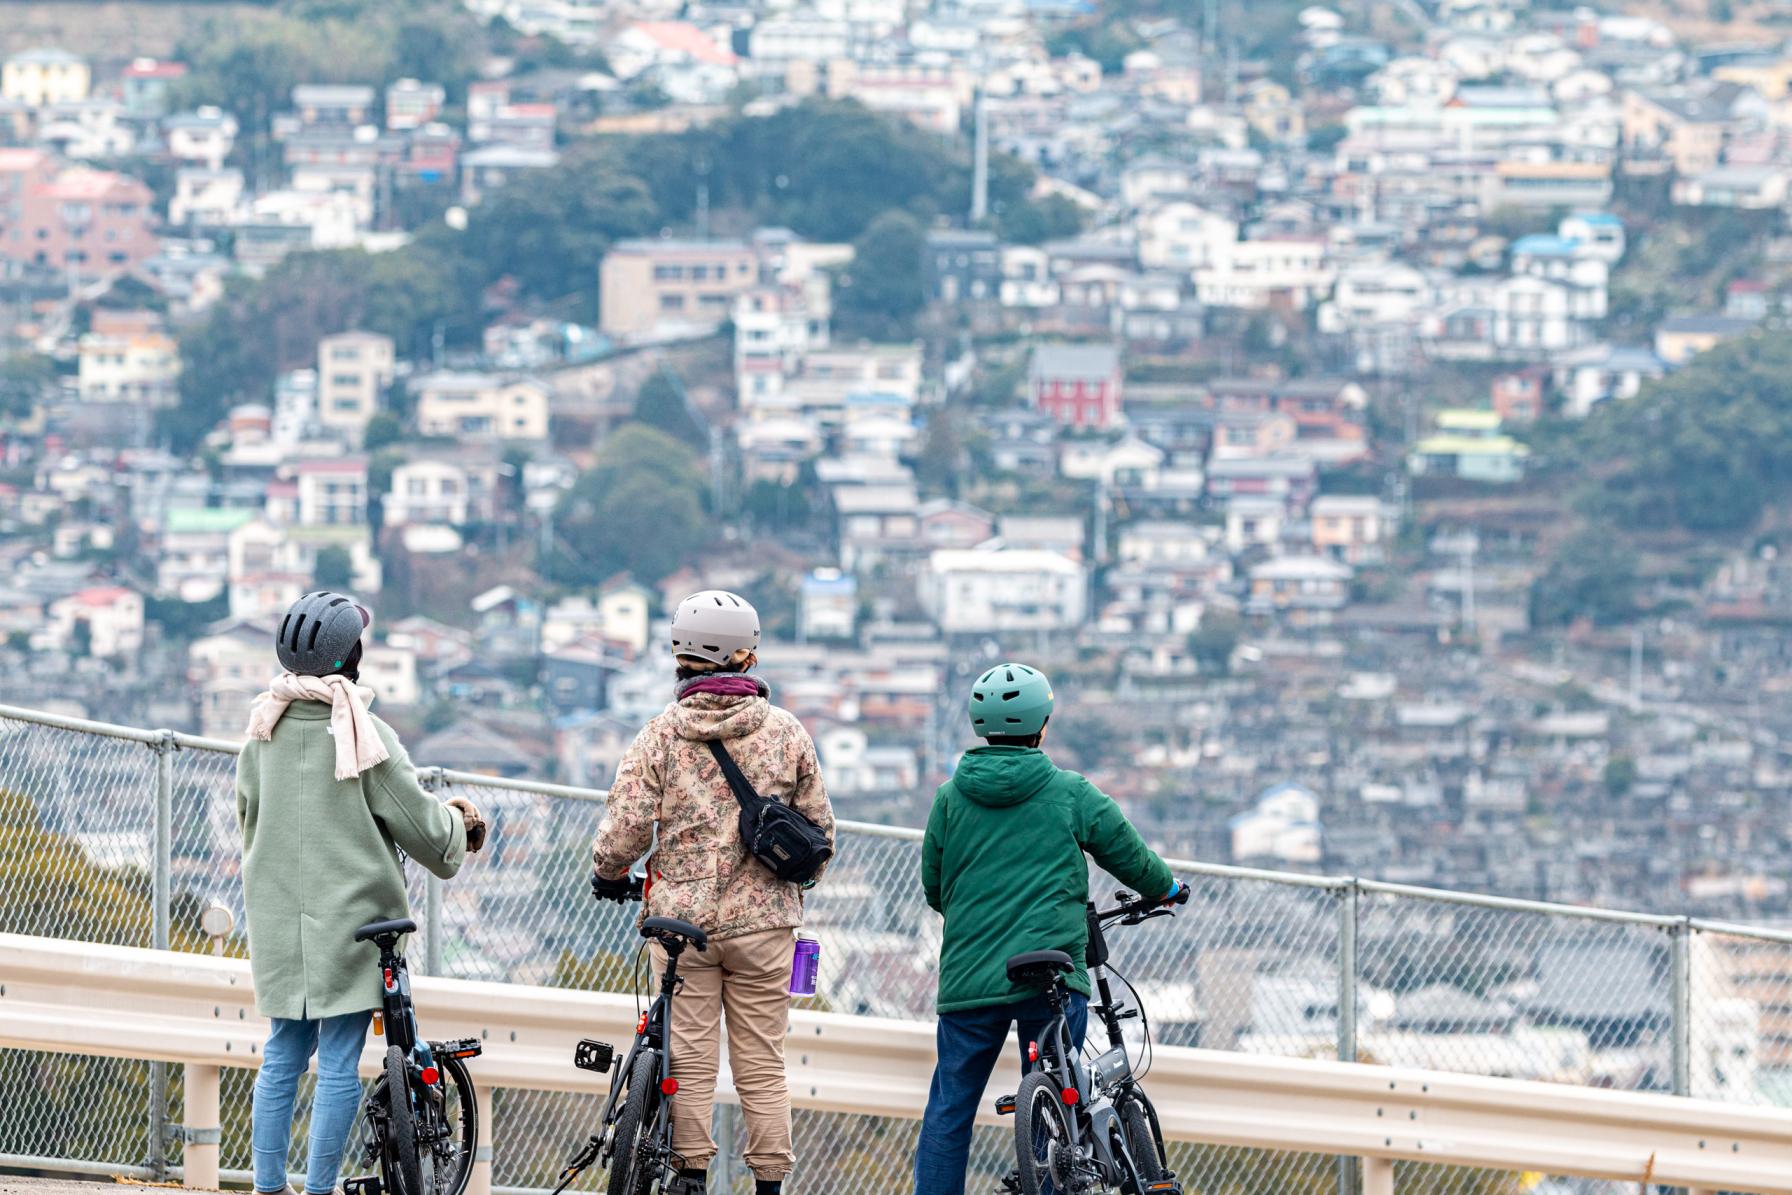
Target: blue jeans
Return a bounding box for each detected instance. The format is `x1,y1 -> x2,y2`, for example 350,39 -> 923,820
914,993 -> 1090,1195
252,1011 -> 374,1193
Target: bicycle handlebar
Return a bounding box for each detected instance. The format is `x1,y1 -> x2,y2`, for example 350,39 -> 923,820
591,871 -> 646,903
1099,882 -> 1189,924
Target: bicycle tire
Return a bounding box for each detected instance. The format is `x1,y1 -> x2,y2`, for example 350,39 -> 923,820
423,1053 -> 478,1195
606,1049 -> 659,1195
1014,1070 -> 1076,1195
1120,1092 -> 1168,1183
383,1045 -> 425,1195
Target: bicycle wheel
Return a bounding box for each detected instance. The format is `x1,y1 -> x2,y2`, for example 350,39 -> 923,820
1014,1071 -> 1076,1195
382,1045 -> 424,1195
606,1050 -> 660,1195
1120,1091 -> 1168,1184
418,1054 -> 478,1195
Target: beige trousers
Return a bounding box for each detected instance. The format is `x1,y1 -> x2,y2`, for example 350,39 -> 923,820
650,927 -> 795,1179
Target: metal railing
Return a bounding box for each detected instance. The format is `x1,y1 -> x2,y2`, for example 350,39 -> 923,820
4,700 -> 1792,1194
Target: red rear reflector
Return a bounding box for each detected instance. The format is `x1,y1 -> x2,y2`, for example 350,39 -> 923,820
637,1014 -> 649,1034
1027,1041 -> 1038,1062
660,1077 -> 679,1095
383,968 -> 394,988
1060,1087 -> 1079,1106
420,1066 -> 439,1086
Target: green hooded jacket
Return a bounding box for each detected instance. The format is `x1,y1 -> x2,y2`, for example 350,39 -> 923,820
235,701 -> 466,1020
921,746 -> 1174,1013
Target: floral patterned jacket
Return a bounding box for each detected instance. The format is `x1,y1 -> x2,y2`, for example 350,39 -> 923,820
592,684 -> 835,942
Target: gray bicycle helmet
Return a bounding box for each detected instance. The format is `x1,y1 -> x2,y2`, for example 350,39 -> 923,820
669,590 -> 760,665
275,590 -> 370,677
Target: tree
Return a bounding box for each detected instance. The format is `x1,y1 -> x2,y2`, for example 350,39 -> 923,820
552,425 -> 708,584
1604,756 -> 1637,798
363,412 -> 404,451
314,545 -> 355,590
836,210 -> 927,338
1528,533 -> 1639,628
997,193 -> 1086,246
0,354 -> 55,420
1190,608 -> 1244,675
632,369 -> 703,443
917,409 -> 966,495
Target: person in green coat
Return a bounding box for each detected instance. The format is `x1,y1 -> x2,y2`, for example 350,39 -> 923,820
915,662 -> 1182,1195
235,591 -> 483,1195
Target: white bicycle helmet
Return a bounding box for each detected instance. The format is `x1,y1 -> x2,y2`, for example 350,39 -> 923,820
670,590 -> 760,665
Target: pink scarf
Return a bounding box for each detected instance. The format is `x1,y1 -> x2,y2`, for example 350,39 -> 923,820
245,673 -> 390,780
681,675 -> 763,698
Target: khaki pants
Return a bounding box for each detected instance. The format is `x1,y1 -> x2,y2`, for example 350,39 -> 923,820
649,927 -> 794,1179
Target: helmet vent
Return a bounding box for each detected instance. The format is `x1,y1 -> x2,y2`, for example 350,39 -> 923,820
307,619 -> 323,651
1003,690 -> 1021,700
971,693 -> 984,703
289,615 -> 306,651
278,613 -> 292,644
327,596 -> 346,608
1005,668 -> 1015,682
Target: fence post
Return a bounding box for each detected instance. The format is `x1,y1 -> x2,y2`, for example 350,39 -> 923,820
1338,880 -> 1360,1195
713,1102 -> 740,1192
1671,918 -> 1692,1098
181,1063 -> 222,1189
418,767 -> 444,976
149,731 -> 176,1179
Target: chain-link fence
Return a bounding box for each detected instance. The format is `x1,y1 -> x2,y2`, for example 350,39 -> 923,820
5,702 -> 1792,1193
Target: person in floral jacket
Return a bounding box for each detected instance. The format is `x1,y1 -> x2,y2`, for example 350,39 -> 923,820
591,590 -> 834,1195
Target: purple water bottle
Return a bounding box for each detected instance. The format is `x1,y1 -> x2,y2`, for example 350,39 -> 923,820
790,934 -> 820,997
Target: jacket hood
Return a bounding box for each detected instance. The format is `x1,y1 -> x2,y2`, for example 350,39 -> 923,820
952,745 -> 1058,808
668,692 -> 773,742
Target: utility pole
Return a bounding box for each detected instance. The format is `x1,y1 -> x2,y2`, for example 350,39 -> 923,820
696,151 -> 711,241
970,88 -> 989,224
1630,625 -> 1644,711
1460,535 -> 1476,636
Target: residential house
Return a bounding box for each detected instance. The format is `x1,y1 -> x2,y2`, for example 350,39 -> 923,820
600,239 -> 758,339
1551,343 -> 1666,417
1137,201 -> 1239,271
122,58 -> 188,118
1230,783 -> 1323,864
1558,211 -> 1626,263
1030,343 -> 1123,429
0,150 -> 158,278
833,481 -> 920,570
76,326 -> 179,406
1311,495 -> 1390,563
1622,83 -> 1768,174
1672,165 -> 1791,209
3,48 -> 88,108
165,107 -> 238,169
1655,315 -> 1756,366
158,507 -> 257,601
1483,161 -> 1613,211
1194,236 -> 1335,309
925,229 -> 1002,304
800,569 -> 858,641
291,458 -> 368,526
1510,235 -> 1608,320
1409,409 -> 1531,482
1246,556 -> 1354,619
360,645 -> 421,708
386,79 -> 446,131
188,619 -> 272,737
169,168 -> 244,226
411,372 -> 551,441
290,84 -> 376,128
385,456 -> 502,531
45,586 -> 143,658
921,547 -> 1089,634
1491,367 -> 1548,424
316,331 -> 396,443
458,144 -> 560,205
1210,378 -> 1369,464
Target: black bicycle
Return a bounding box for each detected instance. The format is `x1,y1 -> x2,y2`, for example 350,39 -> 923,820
345,917 -> 484,1195
997,886 -> 1190,1195
552,874 -> 710,1195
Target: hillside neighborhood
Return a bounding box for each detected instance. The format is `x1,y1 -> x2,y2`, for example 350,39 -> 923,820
3,0 -> 1792,927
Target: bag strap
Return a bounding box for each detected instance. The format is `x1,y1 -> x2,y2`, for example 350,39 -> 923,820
706,738 -> 764,811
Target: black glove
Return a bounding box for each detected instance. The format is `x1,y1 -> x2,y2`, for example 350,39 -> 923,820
1163,879 -> 1191,906
591,871 -> 637,903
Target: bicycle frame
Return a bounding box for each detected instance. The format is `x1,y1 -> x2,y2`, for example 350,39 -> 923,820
594,933 -> 690,1161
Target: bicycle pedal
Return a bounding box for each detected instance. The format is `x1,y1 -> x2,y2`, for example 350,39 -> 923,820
1142,1182 -> 1181,1194
993,1093 -> 1016,1116
434,1036 -> 483,1060
996,1170 -> 1022,1194
574,1038 -> 615,1073
344,1176 -> 382,1195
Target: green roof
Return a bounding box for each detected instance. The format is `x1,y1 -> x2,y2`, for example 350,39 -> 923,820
1413,434 -> 1531,458
1435,409 -> 1504,432
165,508 -> 256,534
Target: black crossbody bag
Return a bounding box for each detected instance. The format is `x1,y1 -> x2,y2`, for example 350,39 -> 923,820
705,738 -> 832,884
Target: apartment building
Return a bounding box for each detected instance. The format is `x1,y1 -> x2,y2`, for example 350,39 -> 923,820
599,239 -> 758,338
316,331 -> 396,442
412,372 -> 551,441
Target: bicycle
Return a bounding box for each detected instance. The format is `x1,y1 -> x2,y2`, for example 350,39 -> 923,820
344,917 -> 484,1195
996,886 -> 1191,1195
552,873 -> 711,1195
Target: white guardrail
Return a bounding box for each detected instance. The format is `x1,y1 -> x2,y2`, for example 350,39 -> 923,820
5,932 -> 1792,1195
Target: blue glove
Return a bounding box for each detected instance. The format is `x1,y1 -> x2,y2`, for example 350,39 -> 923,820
1162,879 -> 1189,906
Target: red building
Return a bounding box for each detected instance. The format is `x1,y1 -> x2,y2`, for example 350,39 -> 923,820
0,148 -> 158,279
1491,366 -> 1547,424
1029,343 -> 1123,428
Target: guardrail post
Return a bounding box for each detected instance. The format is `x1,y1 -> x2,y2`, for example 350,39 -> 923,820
1338,880 -> 1361,1195
149,730 -> 176,1179
181,1063 -> 221,1189
1361,1155 -> 1394,1195
713,1102 -> 739,1192
1671,918 -> 1691,1098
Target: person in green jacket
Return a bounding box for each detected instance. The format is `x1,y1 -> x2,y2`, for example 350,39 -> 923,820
915,662 -> 1182,1195
236,591 -> 483,1195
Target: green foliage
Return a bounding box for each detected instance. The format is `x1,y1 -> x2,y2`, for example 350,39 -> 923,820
1045,20 -> 1144,73
553,425 -> 707,584
363,411 -> 405,451
313,544 -> 355,589
0,354 -> 55,420
1529,532 -> 1639,628
1190,607 -> 1243,675
836,210 -> 927,339
632,369 -> 703,442
997,193 -> 1087,246
1604,755 -> 1637,798
145,593 -> 230,641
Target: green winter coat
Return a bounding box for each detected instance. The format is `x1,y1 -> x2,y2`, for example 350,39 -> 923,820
922,746 -> 1174,1014
235,700 -> 466,1020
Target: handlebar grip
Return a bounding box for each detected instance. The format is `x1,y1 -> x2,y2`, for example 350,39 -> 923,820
1168,882 -> 1191,906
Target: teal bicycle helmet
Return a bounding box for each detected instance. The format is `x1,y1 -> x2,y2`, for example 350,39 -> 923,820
969,662 -> 1054,738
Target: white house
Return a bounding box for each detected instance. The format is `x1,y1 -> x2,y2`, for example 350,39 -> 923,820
165,106 -> 238,168
169,168 -> 243,225
46,586 -> 144,658
1137,201 -> 1239,271
1230,783 -> 1323,865
1195,237 -> 1335,309
412,372 -> 551,441
921,547 -> 1088,634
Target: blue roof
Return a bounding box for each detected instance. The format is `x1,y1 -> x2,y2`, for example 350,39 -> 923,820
1512,234 -> 1578,257
1569,210 -> 1622,227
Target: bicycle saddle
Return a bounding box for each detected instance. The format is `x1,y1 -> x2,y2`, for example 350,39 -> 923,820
354,917 -> 418,943
642,916 -> 709,951
1005,949 -> 1075,984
